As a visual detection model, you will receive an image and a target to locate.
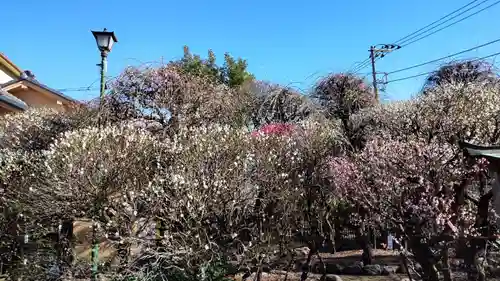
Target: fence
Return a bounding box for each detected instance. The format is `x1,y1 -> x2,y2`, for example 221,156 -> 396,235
332,228 -> 402,252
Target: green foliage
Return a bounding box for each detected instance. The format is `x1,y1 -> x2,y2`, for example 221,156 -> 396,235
199,259 -> 233,281
173,46 -> 254,88
220,53 -> 254,88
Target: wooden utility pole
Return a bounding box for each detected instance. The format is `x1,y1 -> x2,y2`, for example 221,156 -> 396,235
370,46 -> 378,101
368,44 -> 401,102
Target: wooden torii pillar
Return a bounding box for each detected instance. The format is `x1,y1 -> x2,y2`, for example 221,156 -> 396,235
460,142 -> 500,229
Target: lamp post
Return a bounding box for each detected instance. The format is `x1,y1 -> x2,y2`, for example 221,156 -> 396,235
89,28 -> 117,281
91,28 -> 118,107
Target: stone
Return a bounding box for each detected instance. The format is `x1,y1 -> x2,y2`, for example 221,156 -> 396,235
242,272 -> 271,281
396,265 -> 406,274
382,265 -> 395,275
342,262 -> 364,275
323,275 -> 343,281
325,263 -> 344,274
294,246 -> 310,258
362,264 -> 383,275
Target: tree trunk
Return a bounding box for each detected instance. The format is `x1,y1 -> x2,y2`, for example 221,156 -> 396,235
465,238 -> 487,281
409,238 -> 439,281
441,244 -> 452,281
466,190 -> 493,281
300,246 -> 315,281
355,226 -> 373,265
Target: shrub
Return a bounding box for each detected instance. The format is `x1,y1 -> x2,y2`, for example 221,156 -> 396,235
0,106 -> 97,151
107,66 -> 254,134
312,73 -> 375,122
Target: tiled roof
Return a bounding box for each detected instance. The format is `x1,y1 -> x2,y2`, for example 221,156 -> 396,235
2,77 -> 76,103
0,89 -> 27,110
461,142 -> 500,160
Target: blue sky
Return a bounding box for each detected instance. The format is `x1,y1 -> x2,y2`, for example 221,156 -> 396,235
2,0 -> 500,101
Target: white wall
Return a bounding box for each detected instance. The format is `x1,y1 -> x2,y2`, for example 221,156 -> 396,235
0,68 -> 14,84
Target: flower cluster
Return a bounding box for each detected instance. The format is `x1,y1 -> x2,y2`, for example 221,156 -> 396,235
2,63 -> 500,281
250,123 -> 296,137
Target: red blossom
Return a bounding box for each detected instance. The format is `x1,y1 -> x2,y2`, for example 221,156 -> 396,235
251,123 -> 296,137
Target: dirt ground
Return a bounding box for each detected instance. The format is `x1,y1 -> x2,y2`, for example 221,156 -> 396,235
235,271 -> 407,281
234,249 -> 406,281
234,249 -> 500,281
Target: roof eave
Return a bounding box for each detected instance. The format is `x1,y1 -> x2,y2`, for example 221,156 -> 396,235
0,54 -> 22,77
460,141 -> 500,160
0,95 -> 27,111
2,78 -> 76,104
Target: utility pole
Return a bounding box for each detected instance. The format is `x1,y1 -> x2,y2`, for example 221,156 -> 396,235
370,46 -> 378,100
368,44 -> 401,101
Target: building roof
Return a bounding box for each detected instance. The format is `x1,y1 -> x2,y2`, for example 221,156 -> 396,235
0,53 -> 22,77
460,142 -> 500,160
1,77 -> 76,103
0,89 -> 27,110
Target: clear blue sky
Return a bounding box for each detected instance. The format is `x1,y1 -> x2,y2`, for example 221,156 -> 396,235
2,0 -> 500,101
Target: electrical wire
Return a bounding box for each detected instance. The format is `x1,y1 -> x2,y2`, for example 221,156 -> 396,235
351,59 -> 372,73
57,75 -> 120,92
346,0 -> 496,75
352,56 -> 383,74
348,58 -> 370,73
58,87 -> 99,92
394,0 -> 485,45
385,51 -> 500,83
387,37 -> 500,75
400,0 -> 500,48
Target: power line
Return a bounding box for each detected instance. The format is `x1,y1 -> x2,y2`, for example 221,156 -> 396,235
394,0 -> 485,45
352,56 -> 383,74
385,51 -> 500,83
387,37 -> 500,75
351,59 -> 372,73
400,0 -> 500,48
348,58 -> 370,72
346,0 -> 497,75
57,75 -> 120,93
58,87 -> 99,92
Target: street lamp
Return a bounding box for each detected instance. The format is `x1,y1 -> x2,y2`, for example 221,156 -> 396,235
91,28 -> 118,105
90,29 -> 117,281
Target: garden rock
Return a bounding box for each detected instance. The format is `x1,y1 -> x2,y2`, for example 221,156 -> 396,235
362,264 -> 382,275
382,265 -> 395,275
323,275 -> 343,281
342,262 -> 363,275
294,247 -> 310,258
